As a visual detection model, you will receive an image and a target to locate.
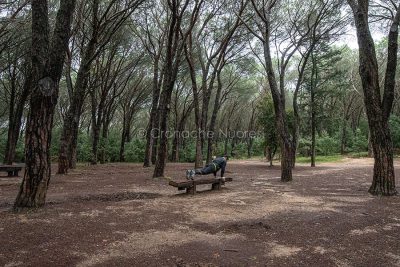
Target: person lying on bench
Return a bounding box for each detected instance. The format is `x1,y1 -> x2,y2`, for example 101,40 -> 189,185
186,155 -> 228,180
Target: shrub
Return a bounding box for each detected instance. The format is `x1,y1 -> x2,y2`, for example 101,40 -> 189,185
350,128 -> 368,153
316,135 -> 339,155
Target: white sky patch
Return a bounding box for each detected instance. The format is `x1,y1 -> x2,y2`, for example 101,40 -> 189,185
337,26 -> 386,49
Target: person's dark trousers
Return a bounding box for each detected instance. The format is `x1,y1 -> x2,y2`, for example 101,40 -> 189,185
195,164 -> 215,175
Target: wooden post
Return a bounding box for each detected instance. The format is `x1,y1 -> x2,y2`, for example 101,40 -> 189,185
212,181 -> 221,190
187,185 -> 196,195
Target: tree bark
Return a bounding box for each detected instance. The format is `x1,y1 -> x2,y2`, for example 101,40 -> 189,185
184,37 -> 203,168
347,0 -> 398,195
58,52 -> 95,172
310,53 -> 317,167
14,0 -> 76,209
119,116 -> 128,162
153,0 -> 191,178
206,69 -> 224,163
263,30 -> 295,182
311,82 -> 316,167
144,57 -> 161,167
4,74 -> 31,164
153,0 -> 204,176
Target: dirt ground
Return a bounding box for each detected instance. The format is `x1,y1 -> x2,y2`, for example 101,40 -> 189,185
1,158 -> 400,267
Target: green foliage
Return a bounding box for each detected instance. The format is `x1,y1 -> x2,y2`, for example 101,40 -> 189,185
14,137 -> 25,162
298,138 -> 312,156
350,128 -> 368,153
77,133 -> 93,162
103,131 -> 121,162
124,139 -> 146,162
257,94 -> 278,153
179,141 -> 196,163
0,131 -> 24,163
316,134 -> 340,155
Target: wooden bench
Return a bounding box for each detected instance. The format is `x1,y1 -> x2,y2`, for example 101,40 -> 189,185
169,177 -> 233,195
0,164 -> 24,177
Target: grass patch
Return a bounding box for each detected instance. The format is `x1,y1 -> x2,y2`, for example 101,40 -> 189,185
296,155 -> 344,164
348,152 -> 369,158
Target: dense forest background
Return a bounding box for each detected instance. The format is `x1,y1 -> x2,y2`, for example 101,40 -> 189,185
1,0 -> 400,166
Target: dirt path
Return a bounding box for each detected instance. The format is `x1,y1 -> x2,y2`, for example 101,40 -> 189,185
1,158 -> 400,266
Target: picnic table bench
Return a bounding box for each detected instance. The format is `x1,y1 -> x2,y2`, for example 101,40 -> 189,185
0,164 -> 24,177
169,177 -> 233,194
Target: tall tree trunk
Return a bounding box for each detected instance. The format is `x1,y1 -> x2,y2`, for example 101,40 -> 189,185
348,0 -> 399,195
153,86 -> 174,177
90,91 -> 103,165
14,0 -> 76,209
4,76 -> 16,164
4,74 -> 31,164
58,0 -> 99,174
151,114 -> 159,165
367,130 -> 373,157
369,123 -> 396,195
99,120 -> 109,164
69,126 -> 79,168
224,132 -> 229,156
206,69 -> 224,163
170,121 -> 183,162
170,134 -> 180,162
185,39 -> 203,168
311,84 -> 316,167
340,118 -> 347,155
310,54 -> 317,167
263,33 -> 294,182
144,57 -> 161,167
120,114 -> 128,162
153,0 -> 191,178
57,54 -> 95,173
58,63 -> 92,172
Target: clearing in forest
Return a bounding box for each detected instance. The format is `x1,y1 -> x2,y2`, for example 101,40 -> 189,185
0,158 -> 400,266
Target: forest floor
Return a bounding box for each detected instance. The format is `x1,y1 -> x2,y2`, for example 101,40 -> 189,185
1,158 -> 400,267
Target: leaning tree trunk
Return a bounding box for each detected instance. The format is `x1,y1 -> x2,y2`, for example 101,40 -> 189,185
14,0 -> 76,209
57,0 -> 99,174
58,53 -> 94,173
